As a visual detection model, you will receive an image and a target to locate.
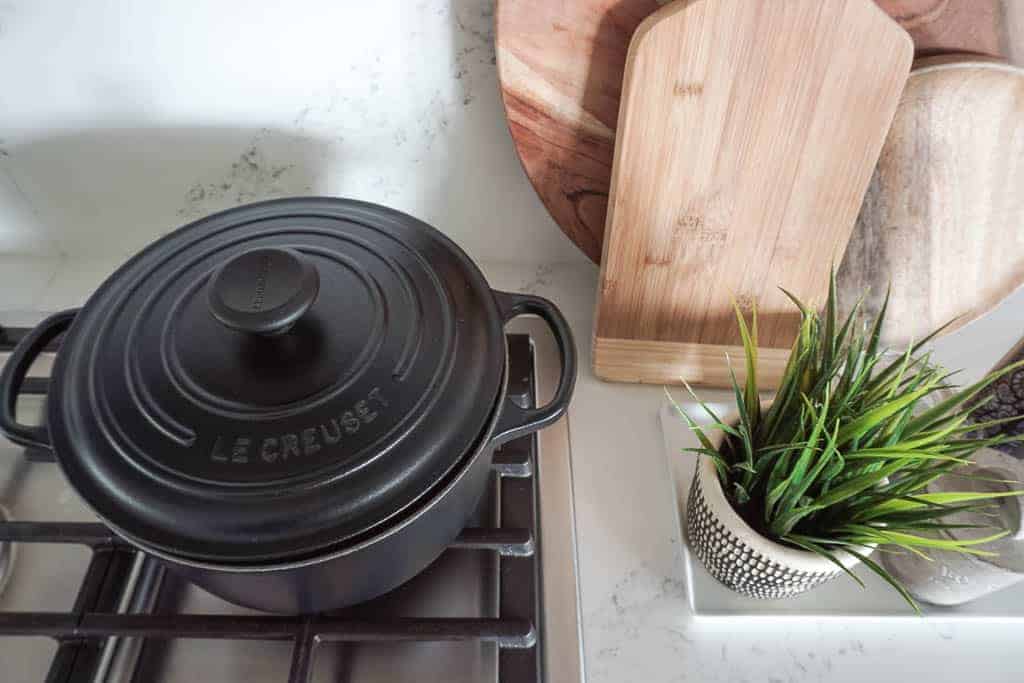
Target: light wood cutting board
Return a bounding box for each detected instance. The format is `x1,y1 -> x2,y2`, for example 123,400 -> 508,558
837,56 -> 1024,349
592,0 -> 913,388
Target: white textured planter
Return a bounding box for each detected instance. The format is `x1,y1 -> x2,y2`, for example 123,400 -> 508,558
685,415 -> 871,599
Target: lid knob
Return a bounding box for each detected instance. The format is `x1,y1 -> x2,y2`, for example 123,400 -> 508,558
208,247 -> 320,336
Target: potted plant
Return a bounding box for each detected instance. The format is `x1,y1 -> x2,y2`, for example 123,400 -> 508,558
673,276 -> 1024,610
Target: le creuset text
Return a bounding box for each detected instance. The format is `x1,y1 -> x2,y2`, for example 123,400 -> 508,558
209,387 -> 389,465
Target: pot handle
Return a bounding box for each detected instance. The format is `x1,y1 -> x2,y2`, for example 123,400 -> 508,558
490,291 -> 577,447
0,309 -> 78,450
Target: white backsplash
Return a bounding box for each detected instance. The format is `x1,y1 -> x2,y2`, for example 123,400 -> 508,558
0,0 -> 585,265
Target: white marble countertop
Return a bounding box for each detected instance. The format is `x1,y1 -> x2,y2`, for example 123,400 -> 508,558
5,258 -> 1024,683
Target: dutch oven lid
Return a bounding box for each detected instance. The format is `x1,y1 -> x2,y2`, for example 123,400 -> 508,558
49,198 -> 506,563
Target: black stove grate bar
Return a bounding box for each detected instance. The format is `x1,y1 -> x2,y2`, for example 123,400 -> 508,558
45,546 -> 142,683
0,325 -> 63,353
491,445 -> 533,478
451,527 -> 534,556
19,377 -> 49,395
0,332 -> 544,683
0,613 -> 536,647
0,522 -> 119,545
498,460 -> 543,681
0,522 -> 535,557
286,621 -> 316,683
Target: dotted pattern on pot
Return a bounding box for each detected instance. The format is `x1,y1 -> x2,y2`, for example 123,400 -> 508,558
685,469 -> 840,599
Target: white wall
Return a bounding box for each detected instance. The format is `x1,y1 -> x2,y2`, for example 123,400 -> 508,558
0,0 -> 586,265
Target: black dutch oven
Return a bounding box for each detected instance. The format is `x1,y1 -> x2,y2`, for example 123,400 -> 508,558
0,197 -> 576,613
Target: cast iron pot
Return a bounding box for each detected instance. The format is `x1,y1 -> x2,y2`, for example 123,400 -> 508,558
0,197 -> 576,613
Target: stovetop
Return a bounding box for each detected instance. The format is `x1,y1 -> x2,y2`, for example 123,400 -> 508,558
0,317 -> 583,683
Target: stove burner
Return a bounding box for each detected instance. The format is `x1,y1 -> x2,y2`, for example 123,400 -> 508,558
0,330 -> 553,683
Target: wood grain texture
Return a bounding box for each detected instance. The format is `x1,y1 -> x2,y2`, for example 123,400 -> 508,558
592,338 -> 790,387
497,0 -> 1022,264
592,0 -> 912,388
496,0 -> 659,261
837,57 -> 1024,349
1008,0 -> 1024,64
874,0 -> 1004,57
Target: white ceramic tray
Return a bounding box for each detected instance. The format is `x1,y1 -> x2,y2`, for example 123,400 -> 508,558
660,398 -> 1024,619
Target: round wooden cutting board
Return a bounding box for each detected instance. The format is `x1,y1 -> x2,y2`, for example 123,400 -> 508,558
837,57 -> 1024,348
495,0 -> 659,262
495,0 -> 1010,264
877,0 -> 1006,56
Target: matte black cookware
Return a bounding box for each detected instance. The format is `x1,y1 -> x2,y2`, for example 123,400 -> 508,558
0,198 -> 576,613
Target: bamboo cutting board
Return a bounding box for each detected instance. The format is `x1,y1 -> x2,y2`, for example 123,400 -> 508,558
593,0 -> 913,388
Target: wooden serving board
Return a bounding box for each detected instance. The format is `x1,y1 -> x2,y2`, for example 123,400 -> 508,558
837,57 -> 1024,349
592,0 -> 913,388
496,0 -> 660,262
874,0 -> 1006,57
496,0 -> 1017,265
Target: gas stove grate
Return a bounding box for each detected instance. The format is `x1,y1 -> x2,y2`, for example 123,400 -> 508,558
0,329 -> 543,683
